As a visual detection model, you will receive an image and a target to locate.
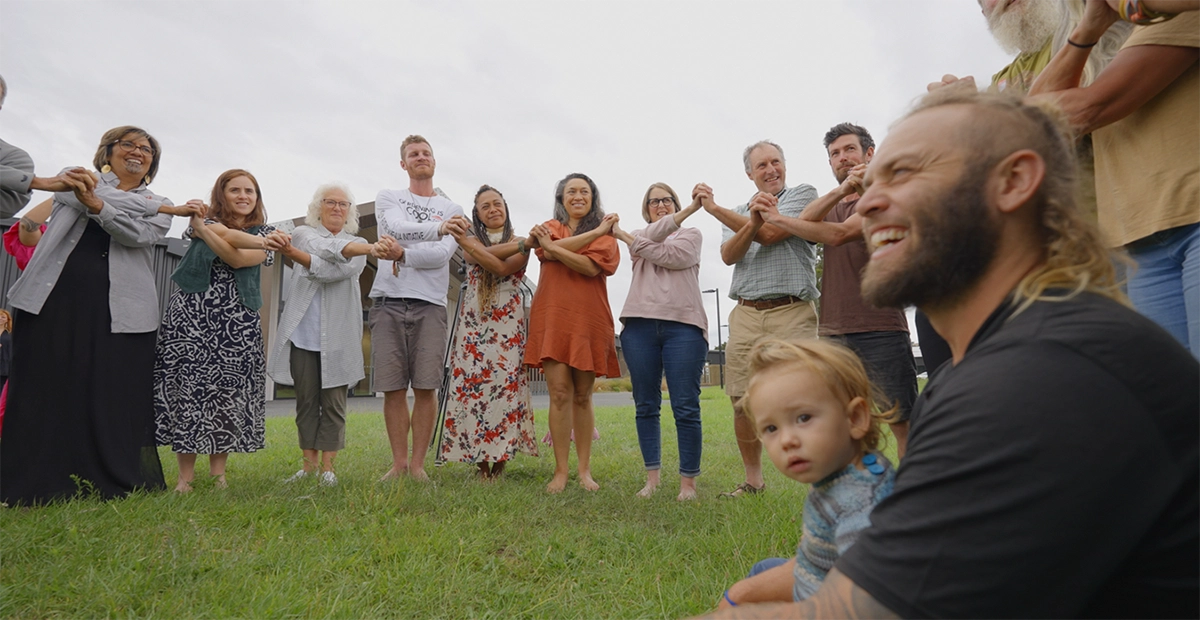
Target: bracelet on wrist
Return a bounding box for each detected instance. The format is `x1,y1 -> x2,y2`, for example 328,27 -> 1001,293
723,590 -> 738,607
517,239 -> 528,255
1067,38 -> 1097,48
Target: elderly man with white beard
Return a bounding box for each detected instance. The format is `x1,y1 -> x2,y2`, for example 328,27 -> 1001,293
930,0 -> 1132,94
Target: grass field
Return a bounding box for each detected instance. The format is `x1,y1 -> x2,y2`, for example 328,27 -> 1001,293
0,387 -> 899,619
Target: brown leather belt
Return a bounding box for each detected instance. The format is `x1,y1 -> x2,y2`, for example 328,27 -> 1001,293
737,295 -> 804,310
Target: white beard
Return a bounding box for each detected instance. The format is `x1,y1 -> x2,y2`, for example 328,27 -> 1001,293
987,0 -> 1063,55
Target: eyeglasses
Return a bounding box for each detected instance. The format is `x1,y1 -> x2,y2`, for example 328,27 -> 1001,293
648,197 -> 675,207
112,140 -> 155,157
322,198 -> 352,210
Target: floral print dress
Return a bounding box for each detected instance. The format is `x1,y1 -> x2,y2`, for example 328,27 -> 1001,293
439,264 -> 538,463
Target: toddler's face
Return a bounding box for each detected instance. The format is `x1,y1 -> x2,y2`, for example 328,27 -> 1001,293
748,365 -> 863,484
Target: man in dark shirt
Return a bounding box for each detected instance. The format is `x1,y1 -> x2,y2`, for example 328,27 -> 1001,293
711,87 -> 1198,618
753,123 -> 918,456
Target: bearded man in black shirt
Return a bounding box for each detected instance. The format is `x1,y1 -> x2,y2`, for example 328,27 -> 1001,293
708,87 -> 1198,619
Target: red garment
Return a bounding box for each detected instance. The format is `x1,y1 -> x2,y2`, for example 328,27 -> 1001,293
523,220 -> 621,377
1,223 -> 41,435
3,222 -> 43,271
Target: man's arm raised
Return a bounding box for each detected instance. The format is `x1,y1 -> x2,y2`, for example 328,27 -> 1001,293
696,183 -> 792,246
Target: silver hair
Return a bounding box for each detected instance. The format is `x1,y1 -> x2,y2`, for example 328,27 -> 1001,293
742,140 -> 785,174
0,74 -> 7,106
1053,0 -> 1133,87
305,181 -> 360,235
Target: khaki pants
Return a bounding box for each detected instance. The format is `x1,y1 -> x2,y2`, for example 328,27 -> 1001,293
725,300 -> 818,398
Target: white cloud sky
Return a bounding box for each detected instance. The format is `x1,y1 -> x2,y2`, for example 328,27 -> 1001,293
1,0 -> 1012,345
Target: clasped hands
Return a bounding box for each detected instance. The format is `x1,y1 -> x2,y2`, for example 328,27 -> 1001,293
262,229 -> 396,261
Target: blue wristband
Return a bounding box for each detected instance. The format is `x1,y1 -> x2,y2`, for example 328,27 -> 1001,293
723,589 -> 738,607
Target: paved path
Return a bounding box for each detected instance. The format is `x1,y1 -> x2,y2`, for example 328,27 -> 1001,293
265,391 -> 635,418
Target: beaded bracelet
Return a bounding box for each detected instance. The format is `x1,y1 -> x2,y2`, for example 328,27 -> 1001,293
1119,0 -> 1175,25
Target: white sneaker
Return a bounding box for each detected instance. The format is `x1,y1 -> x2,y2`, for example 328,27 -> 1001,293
284,469 -> 311,484
318,471 -> 338,487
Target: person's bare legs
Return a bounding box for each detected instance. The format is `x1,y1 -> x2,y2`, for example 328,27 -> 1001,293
320,450 -> 336,473
175,453 -> 196,493
732,397 -> 764,489
571,367 -> 599,491
890,421 -> 909,460
209,453 -> 229,488
302,449 -> 319,473
490,460 -> 506,479
678,475 -> 698,501
637,469 -> 661,498
543,360 -> 573,493
409,388 -> 436,480
381,389 -> 410,480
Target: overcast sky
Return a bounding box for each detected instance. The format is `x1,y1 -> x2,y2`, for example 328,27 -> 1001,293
1,0 -> 1012,345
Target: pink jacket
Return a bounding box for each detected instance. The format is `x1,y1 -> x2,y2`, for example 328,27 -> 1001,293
619,216 -> 708,339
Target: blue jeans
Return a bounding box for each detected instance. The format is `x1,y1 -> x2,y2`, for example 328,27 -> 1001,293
1127,224 -> 1199,356
749,557 -> 789,577
619,318 -> 706,477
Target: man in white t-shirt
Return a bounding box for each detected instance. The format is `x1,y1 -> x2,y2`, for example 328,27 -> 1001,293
370,135 -> 468,481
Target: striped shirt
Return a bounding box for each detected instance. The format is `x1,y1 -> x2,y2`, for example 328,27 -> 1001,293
793,454 -> 895,601
721,184 -> 820,302
267,224 -> 367,389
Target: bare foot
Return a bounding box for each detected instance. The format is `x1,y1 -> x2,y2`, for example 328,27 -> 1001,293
212,475 -> 227,489
174,481 -> 193,494
546,473 -> 569,494
579,473 -> 600,491
490,461 -> 507,480
636,482 -> 658,498
409,468 -> 430,481
678,476 -> 698,501
379,466 -> 407,482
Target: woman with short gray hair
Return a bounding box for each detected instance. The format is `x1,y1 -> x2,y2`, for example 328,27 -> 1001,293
1,125 -> 193,505
267,183 -> 382,486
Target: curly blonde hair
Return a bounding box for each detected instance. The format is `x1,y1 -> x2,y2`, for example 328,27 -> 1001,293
742,339 -> 897,453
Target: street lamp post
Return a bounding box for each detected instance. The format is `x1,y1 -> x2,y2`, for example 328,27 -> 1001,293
702,288 -> 724,389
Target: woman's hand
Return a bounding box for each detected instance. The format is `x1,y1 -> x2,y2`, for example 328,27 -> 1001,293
530,224 -> 556,260
597,213 -> 619,235
62,168 -> 103,213
263,230 -> 292,252
160,200 -> 207,218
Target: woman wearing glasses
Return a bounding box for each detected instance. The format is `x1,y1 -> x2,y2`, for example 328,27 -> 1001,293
154,169 -> 276,492
612,183 -> 707,501
266,184 -> 381,487
525,173 -> 620,493
1,126 -> 196,505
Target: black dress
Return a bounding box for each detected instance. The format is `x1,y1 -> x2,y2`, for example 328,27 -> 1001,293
0,221 -> 165,505
0,330 -> 12,386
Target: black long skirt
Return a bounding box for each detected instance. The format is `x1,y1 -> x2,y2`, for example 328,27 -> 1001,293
0,221 -> 165,506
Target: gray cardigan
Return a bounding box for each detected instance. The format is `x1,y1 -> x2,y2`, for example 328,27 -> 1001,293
267,224 -> 367,388
7,170 -> 173,333
0,138 -> 35,218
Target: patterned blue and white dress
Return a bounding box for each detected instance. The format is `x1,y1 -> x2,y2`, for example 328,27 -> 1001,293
154,223 -> 275,454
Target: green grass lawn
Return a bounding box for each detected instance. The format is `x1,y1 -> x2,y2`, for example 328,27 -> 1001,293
0,387 -> 899,619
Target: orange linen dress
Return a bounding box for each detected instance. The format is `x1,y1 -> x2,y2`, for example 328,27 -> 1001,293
523,220 -> 621,377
